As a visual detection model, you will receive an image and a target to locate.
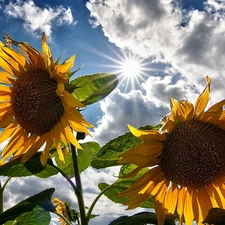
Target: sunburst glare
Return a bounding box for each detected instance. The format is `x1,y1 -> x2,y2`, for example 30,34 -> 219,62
75,40 -> 163,91
114,51 -> 147,82
104,49 -> 161,91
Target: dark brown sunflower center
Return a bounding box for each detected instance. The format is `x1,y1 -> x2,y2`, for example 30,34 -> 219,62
11,69 -> 64,135
160,119 -> 225,188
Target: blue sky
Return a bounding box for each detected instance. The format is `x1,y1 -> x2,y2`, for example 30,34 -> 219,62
1,0 -> 225,224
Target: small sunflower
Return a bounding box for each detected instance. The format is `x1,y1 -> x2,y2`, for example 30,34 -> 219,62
0,32 -> 93,165
53,197 -> 79,225
119,77 -> 225,225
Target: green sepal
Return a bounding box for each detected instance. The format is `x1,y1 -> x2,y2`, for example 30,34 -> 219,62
53,55 -> 62,67
68,63 -> 84,78
65,73 -> 118,105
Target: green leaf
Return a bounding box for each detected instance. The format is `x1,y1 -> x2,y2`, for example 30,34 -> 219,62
108,212 -> 177,225
53,142 -> 100,176
0,188 -> 55,224
98,183 -> 129,205
78,142 -> 100,172
52,148 -> 74,176
66,73 -> 118,105
91,132 -> 142,169
0,153 -> 58,178
4,205 -> 51,225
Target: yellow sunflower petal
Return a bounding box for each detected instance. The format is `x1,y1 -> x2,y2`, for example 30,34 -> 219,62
119,170 -> 153,197
119,142 -> 162,167
53,197 -> 63,205
64,104 -> 93,133
0,110 -> 13,127
160,120 -> 176,133
170,97 -> 194,122
183,189 -> 194,225
16,135 -> 39,155
128,124 -> 166,141
194,76 -> 211,119
154,200 -> 166,225
0,71 -> 14,84
58,117 -> 68,147
0,86 -> 11,94
0,47 -> 24,76
63,102 -> 93,129
0,121 -> 18,143
68,117 -> 92,135
154,180 -> 168,202
164,183 -> 179,214
206,183 -> 223,208
120,167 -> 163,197
201,99 -> 225,123
53,55 -> 75,82
125,189 -> 153,209
177,187 -> 186,220
1,46 -> 27,69
54,54 -> 75,74
0,128 -> 25,162
0,95 -> 11,101
53,123 -> 64,163
194,186 -> 213,224
0,56 -> 16,76
62,91 -> 85,108
42,33 -> 53,68
40,130 -> 54,165
120,142 -> 163,157
0,102 -> 11,112
63,121 -> 82,150
213,179 -> 225,208
56,83 -> 65,96
4,32 -> 43,69
21,134 -> 48,163
20,43 -> 43,68
21,43 -> 43,67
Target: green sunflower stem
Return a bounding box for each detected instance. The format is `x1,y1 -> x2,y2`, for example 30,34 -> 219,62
71,141 -> 88,225
0,177 -> 11,214
51,164 -> 78,193
86,185 -> 113,224
54,210 -> 72,225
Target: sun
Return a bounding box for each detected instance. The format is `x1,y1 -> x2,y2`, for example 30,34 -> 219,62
116,52 -> 146,78
107,50 -> 155,90
78,43 -> 161,90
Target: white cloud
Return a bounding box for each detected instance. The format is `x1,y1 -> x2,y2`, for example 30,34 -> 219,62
85,0 -> 225,146
4,0 -> 76,37
142,75 -> 198,108
86,0 -> 225,100
89,87 -> 169,145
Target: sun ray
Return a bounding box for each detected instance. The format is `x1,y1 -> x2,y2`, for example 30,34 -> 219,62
72,40 -> 163,91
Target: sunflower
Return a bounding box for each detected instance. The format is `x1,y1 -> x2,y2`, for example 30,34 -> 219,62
0,32 -> 93,165
118,77 -> 225,225
53,197 -> 79,225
